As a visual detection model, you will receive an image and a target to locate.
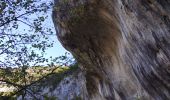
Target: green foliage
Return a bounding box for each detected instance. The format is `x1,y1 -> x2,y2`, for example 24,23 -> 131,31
62,0 -> 70,4
43,94 -> 58,100
38,64 -> 79,89
0,91 -> 17,100
55,0 -> 85,25
0,0 -> 76,99
0,0 -> 54,67
74,96 -> 82,100
0,62 -> 79,98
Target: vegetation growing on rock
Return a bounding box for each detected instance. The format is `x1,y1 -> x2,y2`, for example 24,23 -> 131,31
0,64 -> 79,99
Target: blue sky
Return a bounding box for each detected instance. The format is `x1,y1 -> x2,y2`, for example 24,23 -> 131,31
0,0 -> 70,67
13,0 -> 69,59
45,37 -> 68,58
17,10 -> 69,58
42,10 -> 69,58
23,0 -> 70,60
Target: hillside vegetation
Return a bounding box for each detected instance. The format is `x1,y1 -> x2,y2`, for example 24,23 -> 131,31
0,64 -> 79,99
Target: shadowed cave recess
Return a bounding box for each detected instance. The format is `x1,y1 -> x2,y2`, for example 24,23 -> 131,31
52,0 -> 170,100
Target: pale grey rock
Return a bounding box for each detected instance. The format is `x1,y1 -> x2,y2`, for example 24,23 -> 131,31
17,72 -> 87,100
52,0 -> 170,100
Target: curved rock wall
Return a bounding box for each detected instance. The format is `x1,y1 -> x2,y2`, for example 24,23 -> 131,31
52,0 -> 170,100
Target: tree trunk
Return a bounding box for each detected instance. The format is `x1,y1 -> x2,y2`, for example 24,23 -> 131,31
52,0 -> 170,100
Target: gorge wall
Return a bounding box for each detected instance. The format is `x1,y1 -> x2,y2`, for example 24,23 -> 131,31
52,0 -> 170,100
17,70 -> 86,100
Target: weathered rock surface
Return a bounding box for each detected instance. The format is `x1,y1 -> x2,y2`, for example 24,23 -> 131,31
17,71 -> 86,100
52,0 -> 170,100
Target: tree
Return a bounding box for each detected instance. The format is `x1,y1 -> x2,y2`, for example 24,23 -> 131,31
0,0 -> 75,99
53,0 -> 170,100
0,0 -> 54,67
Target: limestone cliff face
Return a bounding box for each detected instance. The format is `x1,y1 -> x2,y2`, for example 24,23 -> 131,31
52,0 -> 170,100
17,71 -> 87,100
